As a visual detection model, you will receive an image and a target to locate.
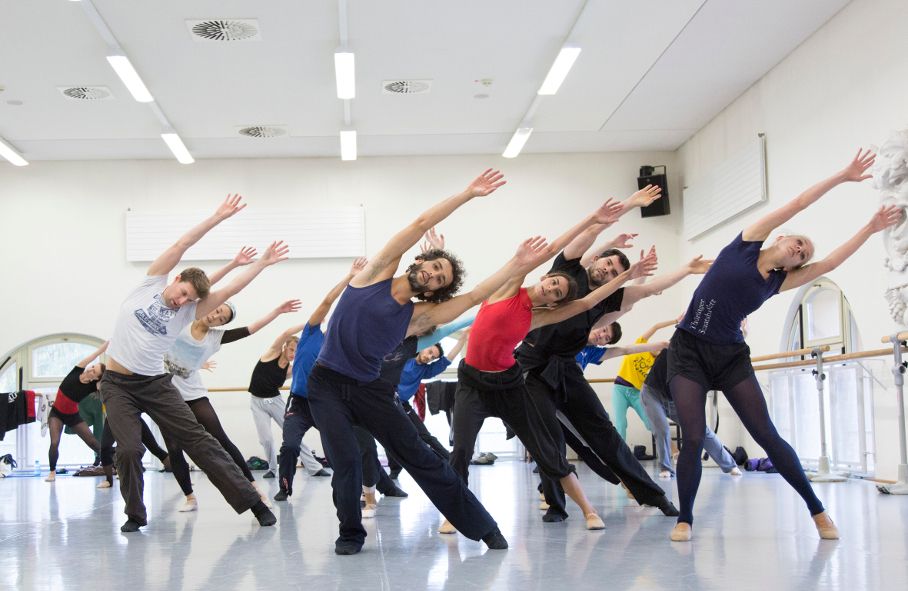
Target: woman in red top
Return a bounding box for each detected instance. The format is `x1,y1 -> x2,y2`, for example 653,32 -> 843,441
445,198 -> 656,533
45,341 -> 108,482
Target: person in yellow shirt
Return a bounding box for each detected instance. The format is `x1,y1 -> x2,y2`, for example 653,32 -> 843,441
613,319 -> 676,440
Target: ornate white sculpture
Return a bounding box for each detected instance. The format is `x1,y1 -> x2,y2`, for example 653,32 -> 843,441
874,129 -> 908,326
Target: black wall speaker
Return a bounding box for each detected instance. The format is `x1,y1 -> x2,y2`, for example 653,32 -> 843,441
638,166 -> 670,218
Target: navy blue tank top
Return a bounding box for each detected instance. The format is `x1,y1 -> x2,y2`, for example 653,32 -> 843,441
317,279 -> 414,382
678,233 -> 786,344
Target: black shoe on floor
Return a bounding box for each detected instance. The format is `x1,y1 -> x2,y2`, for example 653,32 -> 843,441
263,470 -> 275,479
382,485 -> 409,498
274,489 -> 289,502
542,509 -> 568,523
335,540 -> 363,555
312,469 -> 331,477
120,519 -> 144,533
251,501 -> 277,526
656,498 -> 680,517
481,528 -> 509,550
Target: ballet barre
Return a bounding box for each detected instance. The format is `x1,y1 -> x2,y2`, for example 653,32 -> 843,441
878,332 -> 908,495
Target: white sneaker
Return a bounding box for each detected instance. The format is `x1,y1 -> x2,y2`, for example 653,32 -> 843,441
659,470 -> 673,479
362,504 -> 377,519
438,519 -> 457,534
729,467 -> 742,476
96,480 -> 112,489
179,496 -> 198,512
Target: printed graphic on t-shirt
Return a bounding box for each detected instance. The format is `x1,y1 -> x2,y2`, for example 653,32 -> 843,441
163,356 -> 191,379
134,294 -> 177,337
688,297 -> 716,335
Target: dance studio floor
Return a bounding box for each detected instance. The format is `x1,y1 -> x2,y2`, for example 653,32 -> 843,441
3,461 -> 906,590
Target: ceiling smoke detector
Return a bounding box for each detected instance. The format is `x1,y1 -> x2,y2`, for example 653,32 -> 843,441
237,126 -> 287,138
59,86 -> 113,101
187,19 -> 261,42
382,80 -> 432,95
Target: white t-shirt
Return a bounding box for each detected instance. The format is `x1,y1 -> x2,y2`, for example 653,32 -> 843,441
164,325 -> 225,401
107,275 -> 198,376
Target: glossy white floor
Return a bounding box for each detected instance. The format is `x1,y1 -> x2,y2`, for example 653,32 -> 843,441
3,461 -> 906,591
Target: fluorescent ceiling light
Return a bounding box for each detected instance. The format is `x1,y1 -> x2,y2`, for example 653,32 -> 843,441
0,137 -> 28,167
340,130 -> 357,161
334,52 -> 356,99
160,133 -> 194,164
502,127 -> 533,159
537,46 -> 582,95
106,55 -> 154,103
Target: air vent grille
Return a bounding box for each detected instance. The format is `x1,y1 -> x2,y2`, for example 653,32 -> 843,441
59,86 -> 113,101
187,19 -> 261,42
382,80 -> 432,95
238,126 -> 287,138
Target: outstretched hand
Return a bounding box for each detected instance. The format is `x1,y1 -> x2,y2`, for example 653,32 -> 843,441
609,232 -> 638,250
593,199 -> 625,225
232,246 -> 258,266
349,257 -> 368,275
421,227 -> 446,252
260,241 -> 290,266
868,204 -> 903,232
629,184 -> 662,208
514,235 -> 551,268
201,359 -> 217,372
276,299 -> 302,314
840,148 -> 876,183
215,194 -> 247,220
466,169 -> 507,198
686,255 -> 712,275
628,248 -> 658,280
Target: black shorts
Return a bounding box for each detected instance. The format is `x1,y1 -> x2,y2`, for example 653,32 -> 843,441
666,328 -> 754,392
49,406 -> 85,428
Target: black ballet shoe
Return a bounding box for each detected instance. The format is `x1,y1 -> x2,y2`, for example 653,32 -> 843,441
251,501 -> 277,526
120,519 -> 144,533
335,540 -> 363,555
482,528 -> 509,550
274,489 -> 289,502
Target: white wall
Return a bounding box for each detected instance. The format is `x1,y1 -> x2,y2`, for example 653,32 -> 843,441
0,151 -> 679,461
676,0 -> 908,479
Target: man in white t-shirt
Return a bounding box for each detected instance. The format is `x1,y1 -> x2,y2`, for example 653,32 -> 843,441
100,194 -> 288,532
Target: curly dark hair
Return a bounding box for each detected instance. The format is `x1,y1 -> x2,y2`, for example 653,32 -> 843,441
597,249 -> 631,273
542,271 -> 579,304
406,248 -> 465,303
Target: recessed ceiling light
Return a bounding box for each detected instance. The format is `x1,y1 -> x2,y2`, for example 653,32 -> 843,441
538,46 -> 582,95
474,93 -> 489,100
502,127 -> 533,159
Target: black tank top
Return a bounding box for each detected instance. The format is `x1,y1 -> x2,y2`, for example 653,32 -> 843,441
248,357 -> 288,398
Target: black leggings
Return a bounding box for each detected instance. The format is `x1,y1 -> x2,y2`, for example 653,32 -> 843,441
47,415 -> 101,471
670,373 -> 824,524
164,397 -> 255,496
100,417 -> 169,466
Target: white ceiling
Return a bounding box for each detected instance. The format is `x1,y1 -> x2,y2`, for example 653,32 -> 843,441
0,0 -> 850,162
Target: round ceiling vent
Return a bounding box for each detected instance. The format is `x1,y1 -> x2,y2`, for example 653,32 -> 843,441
190,20 -> 259,42
382,80 -> 432,95
238,126 -> 287,138
60,86 -> 112,101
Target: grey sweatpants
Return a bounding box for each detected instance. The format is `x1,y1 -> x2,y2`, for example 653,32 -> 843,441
100,371 -> 260,525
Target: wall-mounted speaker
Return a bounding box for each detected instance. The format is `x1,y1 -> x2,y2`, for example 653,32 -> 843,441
638,166 -> 670,218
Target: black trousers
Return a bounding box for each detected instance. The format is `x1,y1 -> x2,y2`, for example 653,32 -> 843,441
277,395 -> 318,495
388,400 -> 450,475
450,375 -> 573,486
307,365 -> 498,548
524,369 -> 666,517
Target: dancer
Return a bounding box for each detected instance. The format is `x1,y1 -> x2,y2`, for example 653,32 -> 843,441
44,341 -> 108,482
163,295 -> 305,512
516,193 -> 707,521
640,352 -> 740,479
308,169 -> 539,555
446,199 -> 655,533
97,416 -> 170,488
100,194 -> 285,532
247,315 -> 327,479
611,318 -> 677,440
275,258 -> 369,501
667,149 -> 900,542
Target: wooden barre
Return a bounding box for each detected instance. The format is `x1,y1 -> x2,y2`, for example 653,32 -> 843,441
750,345 -> 830,363
881,331 -> 908,344
752,346 -> 907,372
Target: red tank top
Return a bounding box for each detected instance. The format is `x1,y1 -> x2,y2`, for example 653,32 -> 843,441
53,390 -> 80,414
465,288 -> 533,372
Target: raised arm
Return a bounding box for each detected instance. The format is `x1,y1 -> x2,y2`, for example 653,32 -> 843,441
351,170 -> 506,287
208,246 -> 258,286
407,236 -> 548,336
75,341 -> 109,368
621,254 -> 710,310
416,315 -> 475,350
530,250 -> 657,330
743,149 -> 875,242
147,194 -> 246,276
420,227 -> 446,254
247,300 -> 302,337
579,233 -> 638,267
564,185 -> 661,260
639,318 -> 679,341
308,257 -> 368,326
600,341 -> 669,361
780,204 -> 901,292
195,240 -> 290,319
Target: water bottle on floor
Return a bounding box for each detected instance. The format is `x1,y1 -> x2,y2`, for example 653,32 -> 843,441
34,460 -> 40,475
